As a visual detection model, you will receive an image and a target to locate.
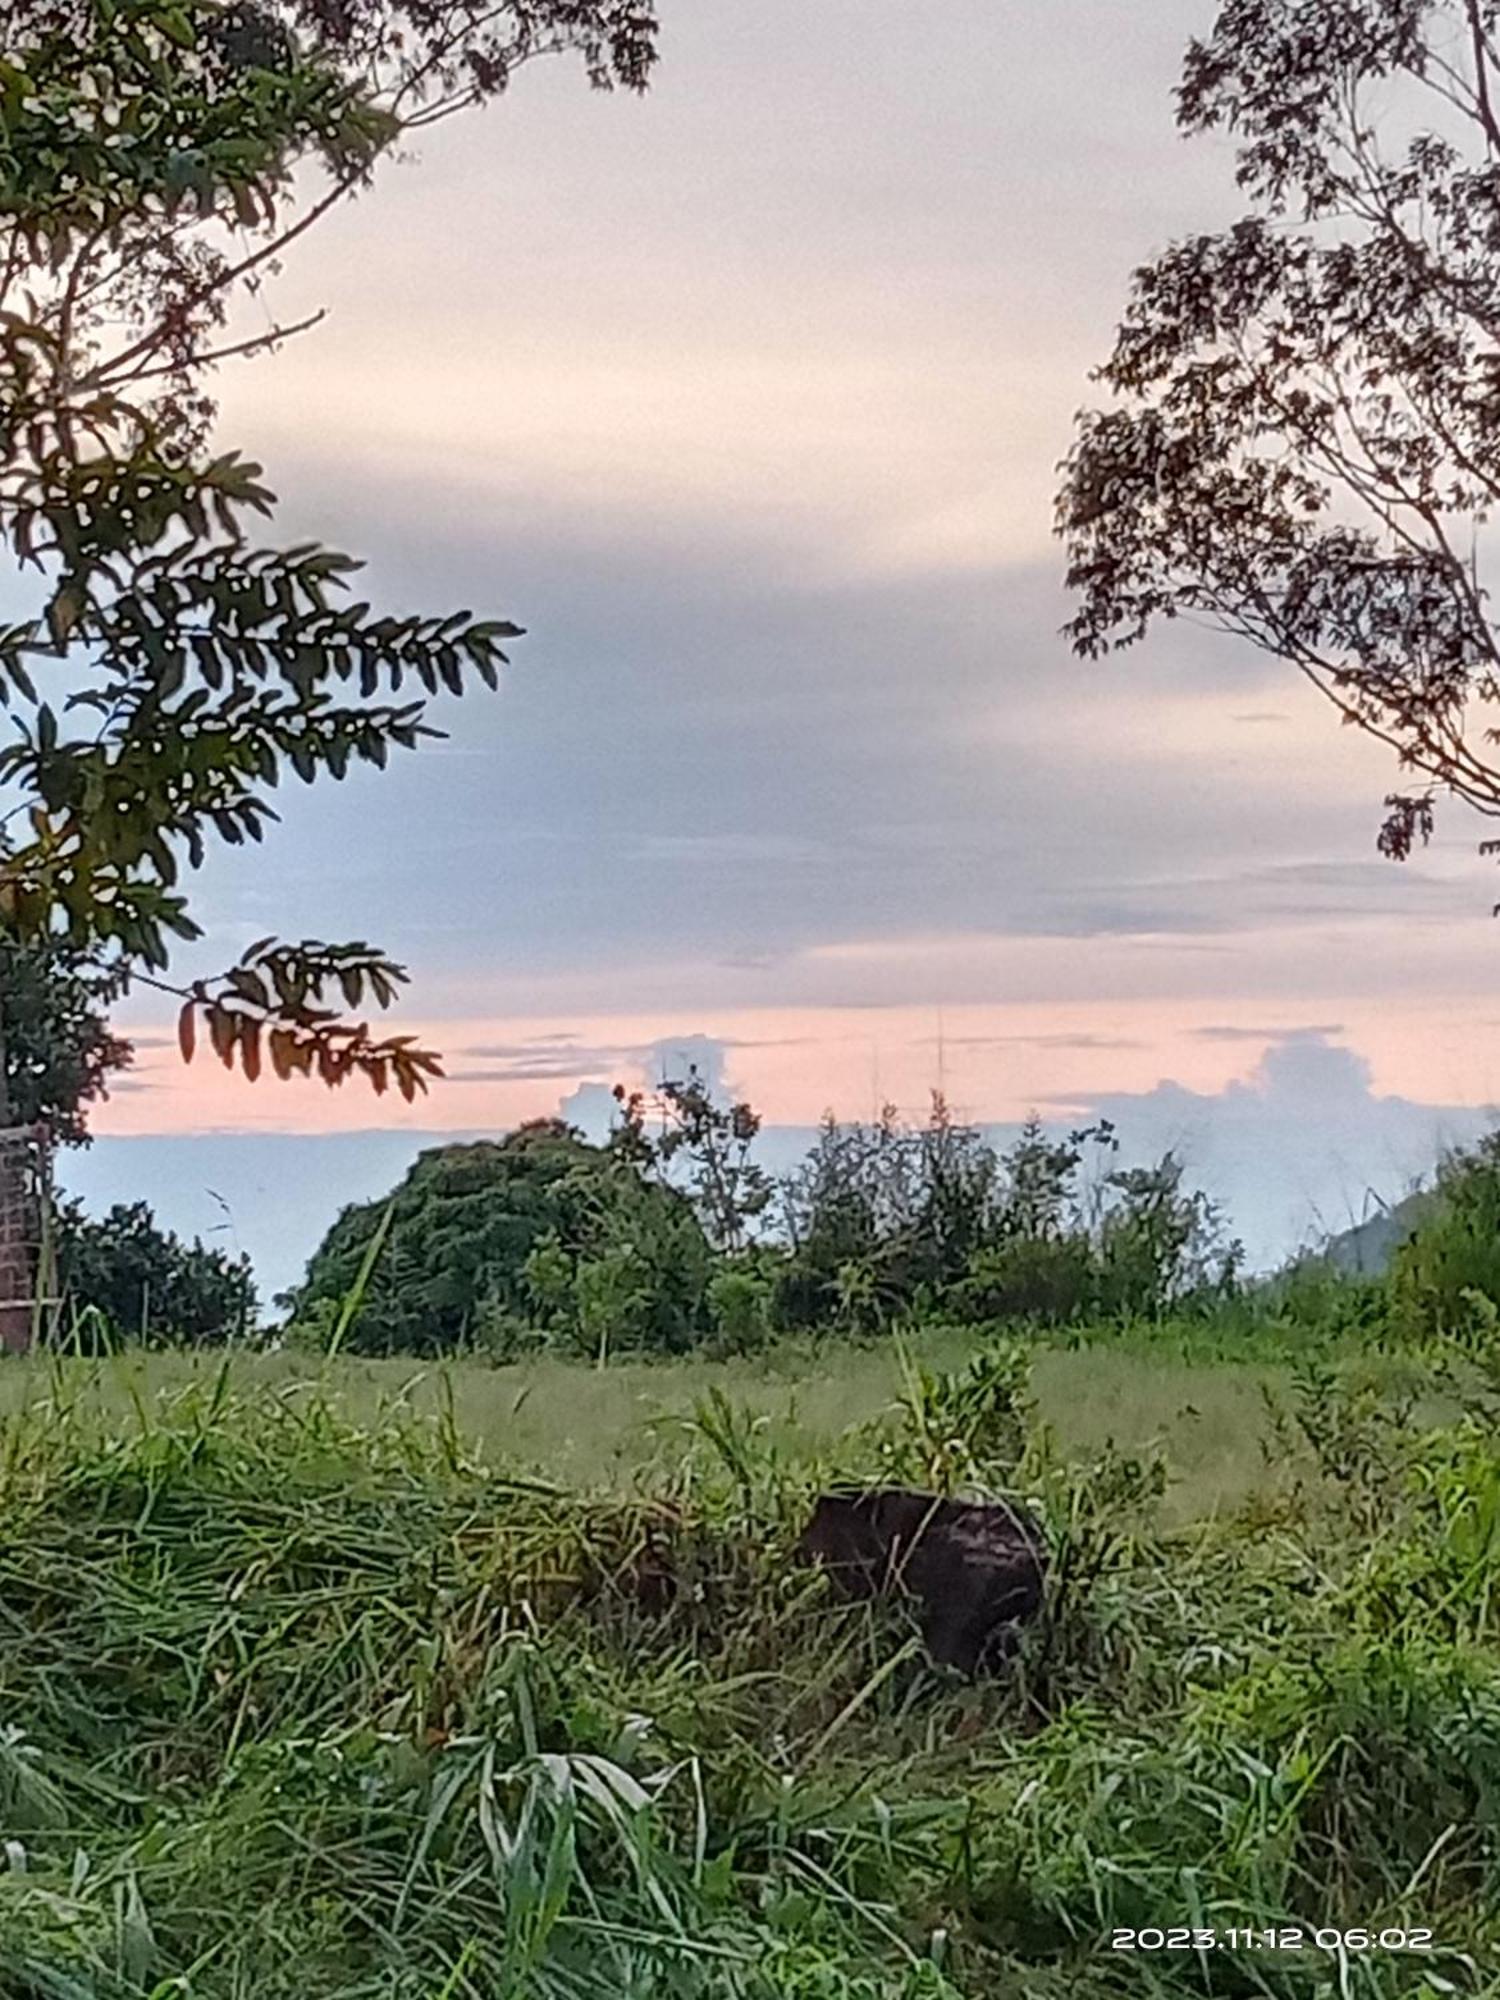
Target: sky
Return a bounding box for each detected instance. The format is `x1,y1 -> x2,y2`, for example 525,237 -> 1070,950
59,0 -> 1500,1300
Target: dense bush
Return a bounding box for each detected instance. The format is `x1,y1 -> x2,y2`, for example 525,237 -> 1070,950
1256,1255 -> 1393,1340
774,1109 -> 1240,1336
946,1233 -> 1097,1325
1389,1130 -> 1500,1340
285,1101 -> 1252,1357
287,1121 -> 712,1357
55,1199 -> 256,1348
1092,1154 -> 1242,1317
774,1100 -> 998,1330
706,1259 -> 776,1353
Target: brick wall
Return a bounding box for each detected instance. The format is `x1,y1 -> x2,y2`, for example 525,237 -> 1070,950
0,1126 -> 47,1354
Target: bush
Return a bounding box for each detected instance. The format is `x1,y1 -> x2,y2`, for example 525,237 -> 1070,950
287,1122 -> 712,1356
1093,1153 -> 1242,1318
775,1112 -> 1239,1335
946,1234 -> 1096,1325
1260,1255 -> 1391,1338
707,1262 -> 776,1354
286,1102 -> 1250,1357
54,1199 -> 256,1348
1389,1131 -> 1500,1340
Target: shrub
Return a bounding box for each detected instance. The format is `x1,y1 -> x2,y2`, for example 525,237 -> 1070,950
1390,1131 -> 1500,1339
1093,1153 -> 1242,1318
54,1199 -> 256,1348
288,1122 -> 712,1356
946,1234 -> 1096,1326
707,1263 -> 776,1354
1260,1255 -> 1391,1338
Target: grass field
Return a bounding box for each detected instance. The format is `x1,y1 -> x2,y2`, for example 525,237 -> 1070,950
0,1326 -> 1493,1997
0,1332 -> 1361,1523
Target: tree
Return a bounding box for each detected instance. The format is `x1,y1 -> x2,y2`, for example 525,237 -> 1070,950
0,941 -> 131,1146
994,1115 -> 1103,1242
775,1106 -> 921,1330
914,1091 -> 1001,1285
287,1122 -> 710,1356
1058,0 -> 1500,878
774,1097 -> 1000,1330
1094,1153 -> 1244,1319
610,1067 -> 773,1254
0,941 -> 131,1350
55,1196 -> 255,1345
0,0 -> 657,1091
944,1116 -> 1110,1326
0,0 -> 655,1347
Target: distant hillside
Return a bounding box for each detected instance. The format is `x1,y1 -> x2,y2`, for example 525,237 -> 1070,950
1318,1189 -> 1435,1276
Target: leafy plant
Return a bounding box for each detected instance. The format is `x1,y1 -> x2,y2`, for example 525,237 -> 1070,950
287,1122 -> 711,1356
54,1195 -> 255,1345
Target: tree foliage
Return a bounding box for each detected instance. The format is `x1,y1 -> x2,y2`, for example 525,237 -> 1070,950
0,0 -> 656,1093
777,1103 -> 1240,1335
55,1194 -> 255,1344
0,939 -> 131,1142
288,1121 -> 710,1356
1390,1128 -> 1500,1335
610,1066 -> 774,1254
286,1094 -> 1242,1357
1058,0 -> 1500,876
775,1096 -> 1003,1330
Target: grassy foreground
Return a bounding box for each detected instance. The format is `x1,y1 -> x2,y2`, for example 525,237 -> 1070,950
0,1336 -> 1495,1997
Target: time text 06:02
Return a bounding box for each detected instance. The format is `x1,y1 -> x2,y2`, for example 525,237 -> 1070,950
1110,1928 -> 1432,1953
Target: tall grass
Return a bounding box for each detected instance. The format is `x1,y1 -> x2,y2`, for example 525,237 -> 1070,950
0,1327 -> 1403,1526
0,1339 -> 1494,1996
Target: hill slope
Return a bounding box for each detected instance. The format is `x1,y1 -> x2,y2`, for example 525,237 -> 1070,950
1318,1188 -> 1433,1275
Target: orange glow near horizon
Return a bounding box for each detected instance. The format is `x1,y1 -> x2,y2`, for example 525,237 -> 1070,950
91,995 -> 1500,1140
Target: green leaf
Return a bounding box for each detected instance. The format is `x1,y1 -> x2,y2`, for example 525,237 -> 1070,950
158,11 -> 198,52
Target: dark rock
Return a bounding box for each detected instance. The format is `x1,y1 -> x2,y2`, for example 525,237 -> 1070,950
796,1486 -> 1046,1675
